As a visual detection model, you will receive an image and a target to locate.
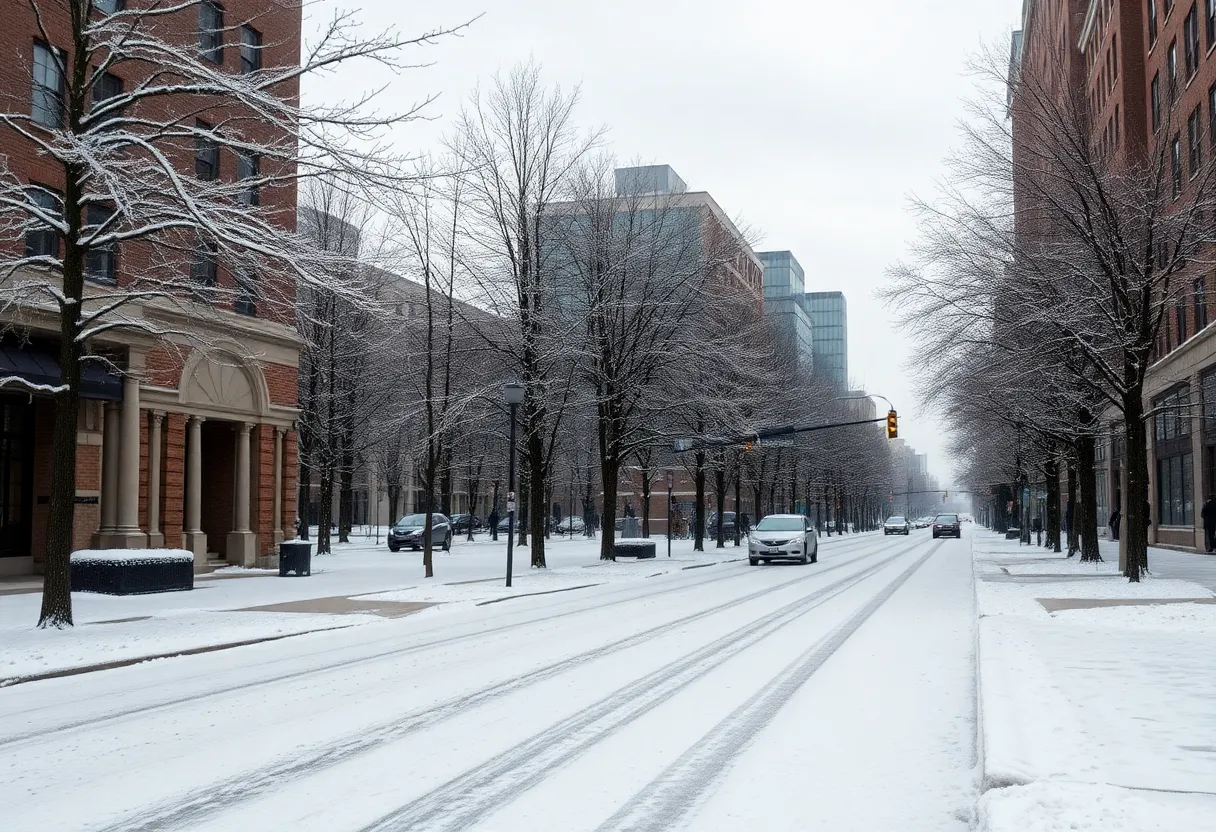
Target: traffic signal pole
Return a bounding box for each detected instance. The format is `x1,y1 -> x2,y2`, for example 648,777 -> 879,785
673,412 -> 897,454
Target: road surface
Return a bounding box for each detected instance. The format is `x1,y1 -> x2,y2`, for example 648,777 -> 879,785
0,530 -> 978,831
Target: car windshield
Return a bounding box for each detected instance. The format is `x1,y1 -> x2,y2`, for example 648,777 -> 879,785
935,514 -> 958,523
754,516 -> 805,532
396,514 -> 445,527
886,516 -> 906,523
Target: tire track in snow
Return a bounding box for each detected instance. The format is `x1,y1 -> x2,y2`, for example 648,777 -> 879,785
99,539 -> 920,832
594,546 -> 938,832
356,543 -> 939,832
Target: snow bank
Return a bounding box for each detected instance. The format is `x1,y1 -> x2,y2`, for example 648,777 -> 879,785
71,548 -> 194,563
978,781 -> 1216,832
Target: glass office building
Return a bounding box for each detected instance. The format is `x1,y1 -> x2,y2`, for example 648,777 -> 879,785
804,291 -> 848,387
757,251 -> 814,370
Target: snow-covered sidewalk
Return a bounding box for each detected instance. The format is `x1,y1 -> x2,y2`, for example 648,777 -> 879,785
0,534 -> 763,683
972,532 -> 1216,831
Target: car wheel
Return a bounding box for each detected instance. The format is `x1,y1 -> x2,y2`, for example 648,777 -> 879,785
800,553 -> 809,565
442,533 -> 452,552
932,533 -> 938,539
749,557 -> 759,566
388,544 -> 399,552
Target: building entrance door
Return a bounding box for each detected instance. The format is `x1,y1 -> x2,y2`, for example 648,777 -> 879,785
0,397 -> 33,559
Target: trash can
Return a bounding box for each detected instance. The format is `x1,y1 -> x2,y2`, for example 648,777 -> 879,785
279,541 -> 313,576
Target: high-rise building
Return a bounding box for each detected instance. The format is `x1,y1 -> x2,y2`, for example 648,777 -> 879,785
757,251 -> 814,370
804,292 -> 849,387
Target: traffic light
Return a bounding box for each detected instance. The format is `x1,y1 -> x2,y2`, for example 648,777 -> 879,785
886,409 -> 898,440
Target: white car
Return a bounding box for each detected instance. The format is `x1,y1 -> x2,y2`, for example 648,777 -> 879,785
884,515 -> 911,535
748,514 -> 818,566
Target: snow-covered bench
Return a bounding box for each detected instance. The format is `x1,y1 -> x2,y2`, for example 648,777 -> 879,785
70,549 -> 194,595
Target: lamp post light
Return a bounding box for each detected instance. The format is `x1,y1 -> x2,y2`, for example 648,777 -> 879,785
503,383 -> 525,587
667,471 -> 674,558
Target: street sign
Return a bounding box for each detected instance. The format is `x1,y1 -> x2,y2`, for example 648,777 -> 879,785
507,491 -> 516,513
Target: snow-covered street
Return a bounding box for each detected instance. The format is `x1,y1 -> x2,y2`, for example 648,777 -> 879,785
0,530 -> 979,831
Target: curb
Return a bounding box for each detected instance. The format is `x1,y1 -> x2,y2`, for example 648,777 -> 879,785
0,624 -> 358,689
475,583 -> 603,606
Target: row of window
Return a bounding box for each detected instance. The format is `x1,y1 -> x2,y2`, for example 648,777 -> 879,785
24,193 -> 258,316
31,4 -> 262,129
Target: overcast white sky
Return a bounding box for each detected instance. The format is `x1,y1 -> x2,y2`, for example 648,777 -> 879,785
303,0 -> 1024,483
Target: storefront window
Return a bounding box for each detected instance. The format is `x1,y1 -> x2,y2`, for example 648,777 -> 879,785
1154,386 -> 1191,441
1157,453 -> 1195,526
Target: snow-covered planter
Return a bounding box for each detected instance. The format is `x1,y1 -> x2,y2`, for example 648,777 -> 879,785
612,539 -> 657,560
70,549 -> 194,595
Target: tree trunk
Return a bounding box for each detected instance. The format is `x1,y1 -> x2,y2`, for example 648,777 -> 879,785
338,448 -> 353,543
39,338 -> 83,628
518,462 -> 531,548
317,470 -> 333,554
1066,462 -> 1079,555
734,467 -> 742,546
1044,453 -> 1061,553
1123,393 -> 1150,581
694,449 -> 706,552
527,429 -> 547,567
715,465 -> 726,549
297,460 -> 312,541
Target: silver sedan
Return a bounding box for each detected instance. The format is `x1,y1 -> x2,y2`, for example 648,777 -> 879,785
748,513 -> 818,565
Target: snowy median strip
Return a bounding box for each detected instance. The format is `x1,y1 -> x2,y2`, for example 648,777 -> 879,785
972,532 -> 1216,830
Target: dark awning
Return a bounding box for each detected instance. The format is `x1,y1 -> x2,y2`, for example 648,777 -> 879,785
0,343 -> 123,401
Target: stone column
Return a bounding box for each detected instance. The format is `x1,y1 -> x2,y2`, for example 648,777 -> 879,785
183,415 -> 208,565
98,376 -> 145,549
148,412 -> 165,548
92,401 -> 121,547
273,426 -> 285,544
226,422 -> 257,566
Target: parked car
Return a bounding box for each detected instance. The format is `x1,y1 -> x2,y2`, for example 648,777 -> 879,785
450,514 -> 483,535
388,513 -> 452,552
705,511 -> 738,539
556,516 -> 586,534
883,515 -> 911,535
496,516 -> 512,534
748,514 -> 818,565
932,513 -> 962,539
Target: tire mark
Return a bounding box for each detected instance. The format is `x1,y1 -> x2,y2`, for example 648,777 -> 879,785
358,547 -> 930,832
595,546 -> 938,832
99,541 -> 918,832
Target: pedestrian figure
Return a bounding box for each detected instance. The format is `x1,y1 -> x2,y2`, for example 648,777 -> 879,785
489,507 -> 500,542
739,511 -> 751,535
1108,507 -> 1121,542
1203,496 -> 1216,553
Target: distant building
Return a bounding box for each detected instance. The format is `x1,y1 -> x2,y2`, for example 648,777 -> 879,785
804,291 -> 849,387
757,251 -> 814,370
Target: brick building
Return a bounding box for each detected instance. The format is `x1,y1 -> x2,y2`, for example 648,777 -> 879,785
0,1 -> 302,575
1014,0 -> 1216,551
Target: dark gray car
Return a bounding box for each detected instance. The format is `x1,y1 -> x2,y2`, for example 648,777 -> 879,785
389,513 -> 452,552
932,513 -> 961,539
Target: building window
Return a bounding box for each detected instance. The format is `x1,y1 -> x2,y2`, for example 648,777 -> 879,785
198,1 -> 223,64
84,205 -> 117,284
240,25 -> 261,74
92,0 -> 123,12
235,268 -> 257,316
1196,276 -> 1209,330
1151,0 -> 1160,45
237,152 -> 259,206
1204,371 -> 1216,433
1178,296 -> 1190,342
1169,39 -> 1179,101
195,121 -> 218,181
1153,72 -> 1162,131
32,41 -> 63,128
1113,33 -> 1118,79
191,241 -> 218,288
1156,387 -> 1192,440
91,70 -> 123,128
1157,453 -> 1194,525
1172,134 -> 1183,196
1189,105 -> 1203,175
24,186 -> 60,260
1187,3 -> 1201,77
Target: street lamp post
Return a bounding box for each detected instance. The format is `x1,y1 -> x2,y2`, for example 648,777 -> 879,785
667,471 -> 674,558
503,383 -> 525,587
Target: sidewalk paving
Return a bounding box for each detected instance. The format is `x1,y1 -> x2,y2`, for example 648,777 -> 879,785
972,532 -> 1216,831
